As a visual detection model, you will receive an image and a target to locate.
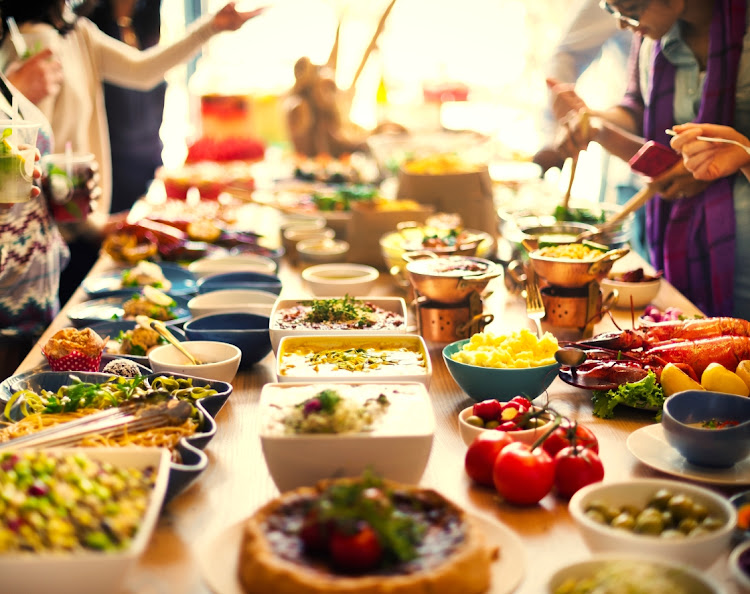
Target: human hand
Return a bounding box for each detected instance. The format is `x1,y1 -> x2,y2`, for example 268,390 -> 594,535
554,108 -> 596,159
212,2 -> 267,32
546,77 -> 587,121
532,145 -> 565,174
5,49 -> 62,105
669,123 -> 750,181
648,159 -> 710,200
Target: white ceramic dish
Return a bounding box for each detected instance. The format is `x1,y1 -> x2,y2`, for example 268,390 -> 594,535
568,478 -> 736,569
199,510 -> 525,594
282,226 -> 335,261
259,382 -> 434,491
458,404 -> 554,447
275,334 -> 431,387
600,277 -> 661,309
729,540 -> 750,591
301,263 -> 380,297
187,288 -> 278,318
546,553 -> 723,594
269,296 -> 408,353
188,254 -> 277,279
626,424 -> 750,485
148,340 -> 242,383
0,447 -> 170,594
296,238 -> 350,265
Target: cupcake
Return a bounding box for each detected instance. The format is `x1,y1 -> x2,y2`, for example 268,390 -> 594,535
42,327 -> 106,372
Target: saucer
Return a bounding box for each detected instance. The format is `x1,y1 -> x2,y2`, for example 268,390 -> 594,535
626,424 -> 750,485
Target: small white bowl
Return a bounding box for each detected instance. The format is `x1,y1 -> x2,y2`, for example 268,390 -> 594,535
282,226 -> 335,261
188,254 -> 277,279
600,277 -> 661,309
259,382 -> 434,492
547,554 -> 723,594
301,263 -> 379,297
569,478 -> 736,569
296,238 -> 350,264
458,404 -> 554,447
187,288 -> 278,318
148,340 -> 242,383
276,334 -> 431,387
729,540 -> 750,591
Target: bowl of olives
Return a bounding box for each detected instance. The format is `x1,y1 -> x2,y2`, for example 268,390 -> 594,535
568,478 -> 735,569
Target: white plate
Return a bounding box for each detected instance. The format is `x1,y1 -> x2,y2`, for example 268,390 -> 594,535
198,512 -> 526,594
627,424 -> 750,485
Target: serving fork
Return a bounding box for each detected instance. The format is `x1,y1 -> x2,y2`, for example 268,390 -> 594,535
525,269 -> 546,338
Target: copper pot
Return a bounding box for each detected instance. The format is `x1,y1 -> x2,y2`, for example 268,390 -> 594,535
403,252 -> 501,304
528,246 -> 629,288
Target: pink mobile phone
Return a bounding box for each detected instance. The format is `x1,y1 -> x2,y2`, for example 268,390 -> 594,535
628,141 -> 682,178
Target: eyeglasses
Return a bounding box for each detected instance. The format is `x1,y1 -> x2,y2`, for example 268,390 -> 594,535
599,0 -> 642,27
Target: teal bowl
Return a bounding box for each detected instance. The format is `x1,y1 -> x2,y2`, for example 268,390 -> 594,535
442,338 -> 560,402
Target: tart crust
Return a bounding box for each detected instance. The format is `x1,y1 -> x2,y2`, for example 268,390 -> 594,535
238,480 -> 498,594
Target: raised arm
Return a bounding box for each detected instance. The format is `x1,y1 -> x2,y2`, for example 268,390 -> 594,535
89,3 -> 265,90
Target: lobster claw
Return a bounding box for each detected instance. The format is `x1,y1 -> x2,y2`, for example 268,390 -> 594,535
574,329 -> 645,351
558,359 -> 650,391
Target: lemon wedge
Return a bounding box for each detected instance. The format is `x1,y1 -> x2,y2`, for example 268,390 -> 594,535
701,362 -> 750,397
660,363 -> 704,397
143,285 -> 173,307
737,360 -> 750,392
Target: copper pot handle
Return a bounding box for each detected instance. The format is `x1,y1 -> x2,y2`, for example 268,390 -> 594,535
587,247 -> 630,276
402,250 -> 439,263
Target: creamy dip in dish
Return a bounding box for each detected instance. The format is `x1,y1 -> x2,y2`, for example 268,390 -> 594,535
279,345 -> 426,377
273,297 -> 405,331
262,383 -> 432,437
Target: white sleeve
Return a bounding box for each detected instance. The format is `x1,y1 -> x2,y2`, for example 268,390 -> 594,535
82,16 -> 216,90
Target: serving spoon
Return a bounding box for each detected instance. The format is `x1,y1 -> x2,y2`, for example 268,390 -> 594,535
136,315 -> 201,365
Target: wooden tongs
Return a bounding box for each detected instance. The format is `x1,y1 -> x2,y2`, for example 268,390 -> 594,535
575,184 -> 656,243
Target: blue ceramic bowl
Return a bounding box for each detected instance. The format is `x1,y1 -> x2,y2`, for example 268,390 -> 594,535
662,390 -> 750,468
442,339 -> 559,402
183,312 -> 272,368
196,271 -> 283,295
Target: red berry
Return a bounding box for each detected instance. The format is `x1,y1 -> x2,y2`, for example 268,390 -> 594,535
299,512 -> 327,553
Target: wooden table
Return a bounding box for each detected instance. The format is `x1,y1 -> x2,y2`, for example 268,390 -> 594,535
15,233 -> 741,594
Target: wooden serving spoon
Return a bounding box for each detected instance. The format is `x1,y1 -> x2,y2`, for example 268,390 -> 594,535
136,315 -> 201,365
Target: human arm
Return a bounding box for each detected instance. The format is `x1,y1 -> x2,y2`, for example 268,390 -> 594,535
668,123 -> 750,182
4,49 -> 63,105
89,3 -> 265,90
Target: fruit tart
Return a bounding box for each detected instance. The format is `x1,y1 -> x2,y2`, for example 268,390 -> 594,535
238,474 -> 497,594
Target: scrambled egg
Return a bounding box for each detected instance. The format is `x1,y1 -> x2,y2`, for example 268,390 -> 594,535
451,328 -> 558,368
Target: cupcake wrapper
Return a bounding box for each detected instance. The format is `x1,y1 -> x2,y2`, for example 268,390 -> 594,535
43,350 -> 103,372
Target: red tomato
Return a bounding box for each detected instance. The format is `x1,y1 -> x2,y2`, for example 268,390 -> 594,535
553,445 -> 605,498
541,421 -> 599,458
329,524 -> 382,572
465,431 -> 514,486
492,442 -> 555,505
473,399 -> 502,422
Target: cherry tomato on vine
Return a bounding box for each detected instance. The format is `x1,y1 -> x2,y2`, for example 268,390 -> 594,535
464,431 -> 513,487
329,524 -> 382,572
492,441 -> 555,505
541,421 -> 599,458
553,445 -> 605,498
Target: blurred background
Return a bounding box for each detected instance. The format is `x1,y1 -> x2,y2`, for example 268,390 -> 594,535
159,0 -> 629,201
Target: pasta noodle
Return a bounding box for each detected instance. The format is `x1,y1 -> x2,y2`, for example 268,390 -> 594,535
0,408 -> 199,462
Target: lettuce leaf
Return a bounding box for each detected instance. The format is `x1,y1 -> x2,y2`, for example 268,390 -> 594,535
592,371 -> 665,420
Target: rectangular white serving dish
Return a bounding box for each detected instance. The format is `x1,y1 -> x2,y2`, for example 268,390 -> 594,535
269,296 -> 408,353
0,447 -> 170,594
275,334 -> 431,387
259,382 -> 435,492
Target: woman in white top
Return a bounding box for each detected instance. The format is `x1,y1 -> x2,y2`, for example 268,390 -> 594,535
0,0 -> 265,219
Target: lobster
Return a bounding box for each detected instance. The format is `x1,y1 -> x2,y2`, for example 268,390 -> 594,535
558,317 -> 750,391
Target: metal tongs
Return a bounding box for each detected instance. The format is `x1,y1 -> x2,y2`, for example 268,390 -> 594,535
0,399 -> 193,450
